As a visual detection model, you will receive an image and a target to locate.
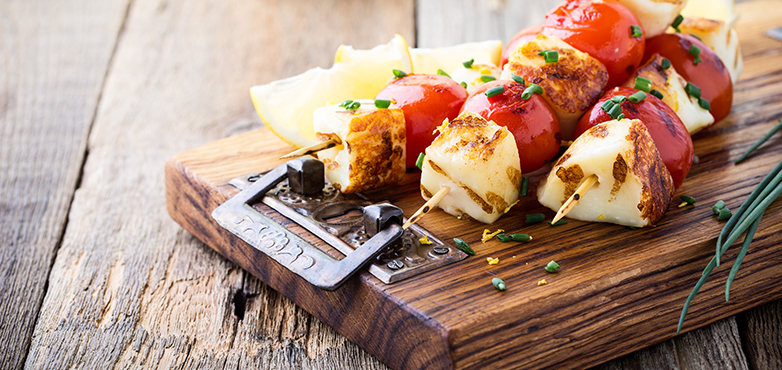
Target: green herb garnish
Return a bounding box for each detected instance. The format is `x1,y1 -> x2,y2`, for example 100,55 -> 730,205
453,238 -> 475,256
661,58 -> 671,69
735,119 -> 782,164
463,58 -> 475,69
538,50 -> 559,63
628,91 -> 647,103
374,99 -> 391,109
485,85 -> 505,97
545,260 -> 560,273
520,176 -> 529,197
393,69 -> 407,78
496,233 -> 511,242
678,195 -> 696,207
650,89 -> 664,100
525,213 -> 545,224
685,82 -> 701,99
630,25 -> 643,38
492,277 -> 506,291
634,76 -> 652,92
437,69 -> 451,78
510,233 -> 531,242
339,99 -> 360,110
480,75 -> 496,82
511,74 -> 525,85
415,152 -> 425,170
548,219 -> 568,226
671,14 -> 683,32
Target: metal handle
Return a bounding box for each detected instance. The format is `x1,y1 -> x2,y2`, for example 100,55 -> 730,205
212,162 -> 403,290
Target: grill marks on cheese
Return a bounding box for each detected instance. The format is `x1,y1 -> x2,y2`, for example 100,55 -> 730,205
420,112 -> 521,224
502,34 -> 608,140
314,100 -> 406,193
538,119 -> 674,227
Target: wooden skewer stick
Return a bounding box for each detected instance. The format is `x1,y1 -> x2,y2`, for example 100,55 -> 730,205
279,138 -> 341,159
551,174 -> 599,225
402,186 -> 450,229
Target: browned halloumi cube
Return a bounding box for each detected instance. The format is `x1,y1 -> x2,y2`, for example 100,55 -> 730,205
501,34 -> 609,141
313,99 -> 406,193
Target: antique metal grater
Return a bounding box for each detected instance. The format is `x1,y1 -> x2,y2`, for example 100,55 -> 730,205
212,159 -> 466,290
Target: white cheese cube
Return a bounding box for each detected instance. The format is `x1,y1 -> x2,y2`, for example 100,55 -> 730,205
676,17 -> 743,83
314,99 -> 406,193
537,119 -> 674,227
420,112 -> 521,224
615,0 -> 687,37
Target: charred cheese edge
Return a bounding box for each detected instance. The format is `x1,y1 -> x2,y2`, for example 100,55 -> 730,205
537,119 -> 674,227
420,112 -> 521,224
622,54 -> 714,134
501,33 -> 609,141
314,99 -> 406,193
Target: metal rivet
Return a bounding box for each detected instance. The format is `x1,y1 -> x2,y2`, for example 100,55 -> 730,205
432,246 -> 449,255
387,260 -> 405,270
247,174 -> 260,182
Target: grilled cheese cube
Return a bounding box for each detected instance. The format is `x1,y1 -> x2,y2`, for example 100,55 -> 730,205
623,55 -> 714,134
537,119 -> 674,227
676,17 -> 743,83
314,100 -> 406,193
615,0 -> 687,37
501,34 -> 609,141
420,112 -> 521,224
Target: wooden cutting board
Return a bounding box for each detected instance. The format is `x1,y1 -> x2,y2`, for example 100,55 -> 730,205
165,4 -> 782,370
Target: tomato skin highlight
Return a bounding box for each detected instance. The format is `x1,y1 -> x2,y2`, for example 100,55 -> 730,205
575,87 -> 693,188
376,74 -> 467,168
542,0 -> 645,88
501,24 -> 543,68
644,33 -> 733,124
461,80 -> 562,173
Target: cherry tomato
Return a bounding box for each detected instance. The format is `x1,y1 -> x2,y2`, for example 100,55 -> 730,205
501,24 -> 543,68
376,74 -> 467,168
575,87 -> 693,188
461,80 -> 562,173
542,0 -> 645,88
644,33 -> 733,123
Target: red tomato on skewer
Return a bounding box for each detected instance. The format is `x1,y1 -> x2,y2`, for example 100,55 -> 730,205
376,74 -> 468,168
461,80 -> 562,173
542,0 -> 645,88
575,87 -> 693,188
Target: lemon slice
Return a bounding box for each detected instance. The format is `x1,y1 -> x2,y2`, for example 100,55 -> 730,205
681,0 -> 737,26
409,40 -> 502,75
251,35 -> 412,148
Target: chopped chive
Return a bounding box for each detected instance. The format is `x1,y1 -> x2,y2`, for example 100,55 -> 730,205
510,233 -> 531,242
548,219 -> 568,226
725,216 -> 762,301
340,100 -> 360,110
496,233 -> 511,242
525,213 -> 545,224
520,176 -> 529,196
735,119 -> 782,164
461,81 -> 468,89
628,91 -> 647,103
492,277 -> 506,291
616,113 -> 625,120
693,56 -> 702,65
530,83 -> 543,94
485,85 -> 505,97
626,226 -> 638,230
610,95 -> 627,104
480,75 -> 496,82
607,104 -> 624,120
374,99 -> 391,109
717,207 -> 732,221
650,89 -> 664,100
634,76 -> 652,92
521,84 -> 542,100
671,14 -> 683,30
661,58 -> 671,69
393,69 -> 407,78
511,74 -> 525,85
680,195 -> 696,205
545,260 -> 560,273
689,33 -> 702,41
630,25 -> 643,38
453,238 -> 475,255
685,82 -> 701,99
415,152 -> 425,170
713,200 -> 726,215
463,58 -> 475,69
437,69 -> 451,78
601,100 -> 616,111
339,99 -> 353,108
698,97 -> 710,110
538,50 -> 559,63
688,45 -> 701,58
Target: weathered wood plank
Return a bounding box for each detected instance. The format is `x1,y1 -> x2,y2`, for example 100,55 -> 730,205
26,0 -> 412,369
0,1 -> 130,369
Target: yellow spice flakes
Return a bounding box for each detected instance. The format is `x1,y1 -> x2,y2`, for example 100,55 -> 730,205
598,214 -> 605,220
537,279 -> 548,286
481,228 -> 505,243
432,118 -> 450,135
419,235 -> 433,245
503,199 -> 519,214
486,257 -> 499,265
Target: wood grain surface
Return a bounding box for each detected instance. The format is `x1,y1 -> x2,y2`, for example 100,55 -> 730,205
0,1 -> 130,368
165,2 -> 782,368
3,0 -> 780,369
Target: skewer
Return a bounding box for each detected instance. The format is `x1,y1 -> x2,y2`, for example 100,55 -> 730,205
551,174 -> 599,225
279,138 -> 341,159
402,186 -> 450,229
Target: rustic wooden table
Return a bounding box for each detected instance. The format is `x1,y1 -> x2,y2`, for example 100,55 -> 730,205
2,0 -> 780,369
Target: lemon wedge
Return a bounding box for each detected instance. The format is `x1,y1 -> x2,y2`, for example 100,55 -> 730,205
409,40 -> 502,75
251,34 -> 412,148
